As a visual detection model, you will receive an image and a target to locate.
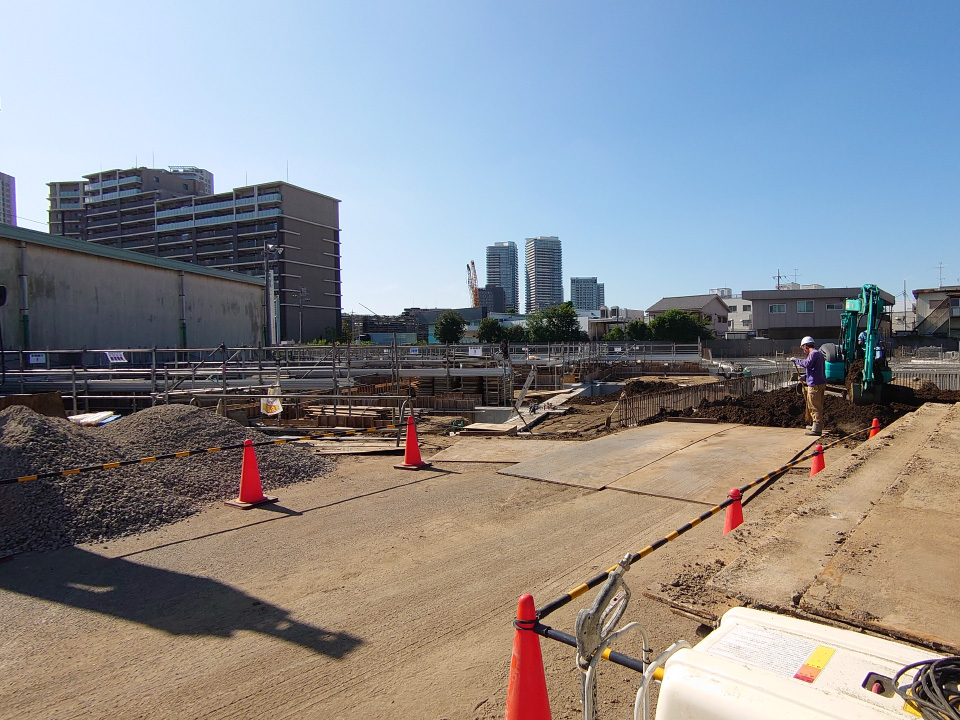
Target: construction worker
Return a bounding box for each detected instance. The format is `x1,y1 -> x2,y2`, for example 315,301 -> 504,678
795,336 -> 826,436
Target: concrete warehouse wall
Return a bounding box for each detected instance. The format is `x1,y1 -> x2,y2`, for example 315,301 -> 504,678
0,223 -> 264,350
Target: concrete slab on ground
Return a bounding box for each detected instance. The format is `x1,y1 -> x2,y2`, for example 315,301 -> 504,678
498,421 -> 739,490
799,402 -> 960,652
608,426 -> 818,503
709,402 -> 960,652
457,422 -> 518,437
294,438 -> 403,455
428,437 -> 570,463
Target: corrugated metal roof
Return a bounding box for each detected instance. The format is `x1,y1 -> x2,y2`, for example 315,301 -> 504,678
0,222 -> 263,286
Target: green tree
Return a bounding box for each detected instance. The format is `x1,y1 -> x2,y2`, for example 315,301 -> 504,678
544,302 -> 586,341
504,324 -> 527,342
525,310 -> 549,342
434,310 -> 466,344
649,309 -> 713,342
603,326 -> 625,341
340,318 -> 354,343
476,317 -> 505,343
625,318 -> 650,341
527,303 -> 588,342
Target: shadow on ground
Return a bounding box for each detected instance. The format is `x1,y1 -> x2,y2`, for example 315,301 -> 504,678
0,546 -> 361,659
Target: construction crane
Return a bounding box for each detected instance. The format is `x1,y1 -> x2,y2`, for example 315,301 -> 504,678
466,261 -> 480,307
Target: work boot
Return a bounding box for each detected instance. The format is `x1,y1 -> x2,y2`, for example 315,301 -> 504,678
805,424 -> 814,431
805,422 -> 822,436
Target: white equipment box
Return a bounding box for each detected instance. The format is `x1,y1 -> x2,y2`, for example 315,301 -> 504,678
657,607 -> 942,719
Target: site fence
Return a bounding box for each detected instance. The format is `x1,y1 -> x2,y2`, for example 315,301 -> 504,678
890,371 -> 960,391
617,368 -> 795,428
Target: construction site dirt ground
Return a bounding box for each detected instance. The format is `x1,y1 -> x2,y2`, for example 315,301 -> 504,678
2,400 -> 960,719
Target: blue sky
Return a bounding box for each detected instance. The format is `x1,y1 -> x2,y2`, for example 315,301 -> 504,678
2,1 -> 957,315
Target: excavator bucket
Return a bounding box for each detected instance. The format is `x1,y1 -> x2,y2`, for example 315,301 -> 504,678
850,382 -> 883,405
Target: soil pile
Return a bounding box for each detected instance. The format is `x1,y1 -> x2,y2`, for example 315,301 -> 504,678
0,404 -> 334,555
668,380 -> 960,435
567,379 -> 679,407
913,381 -> 960,403
690,387 -> 911,433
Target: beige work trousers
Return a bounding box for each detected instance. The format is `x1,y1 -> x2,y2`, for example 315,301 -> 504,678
804,384 -> 826,424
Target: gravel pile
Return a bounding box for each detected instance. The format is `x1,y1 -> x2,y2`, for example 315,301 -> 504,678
0,404 -> 335,555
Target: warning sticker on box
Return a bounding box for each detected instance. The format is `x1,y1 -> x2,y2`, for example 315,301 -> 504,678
708,625 -> 834,682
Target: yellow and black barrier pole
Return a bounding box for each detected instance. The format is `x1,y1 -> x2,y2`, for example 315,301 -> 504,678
534,425 -> 873,622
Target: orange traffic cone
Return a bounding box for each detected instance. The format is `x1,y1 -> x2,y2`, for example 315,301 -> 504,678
225,439 -> 279,508
869,418 -> 881,438
505,594 -> 552,720
394,415 -> 432,470
810,444 -> 825,477
723,488 -> 743,535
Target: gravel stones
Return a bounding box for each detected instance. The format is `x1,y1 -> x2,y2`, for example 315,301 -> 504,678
0,404 -> 335,555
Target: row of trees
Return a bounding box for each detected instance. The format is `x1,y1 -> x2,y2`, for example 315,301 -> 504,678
433,304 -> 713,345
602,309 -> 713,343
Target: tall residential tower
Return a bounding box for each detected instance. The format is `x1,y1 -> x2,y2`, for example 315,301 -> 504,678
0,172 -> 16,226
525,236 -> 563,313
571,277 -> 605,311
485,241 -> 519,312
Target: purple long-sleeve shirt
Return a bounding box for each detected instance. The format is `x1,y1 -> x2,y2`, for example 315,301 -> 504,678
796,348 -> 826,386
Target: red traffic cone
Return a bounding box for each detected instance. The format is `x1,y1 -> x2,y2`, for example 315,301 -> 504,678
810,444 -> 825,477
225,439 -> 278,509
505,594 -> 552,720
394,415 -> 432,470
723,488 -> 743,535
869,418 -> 881,438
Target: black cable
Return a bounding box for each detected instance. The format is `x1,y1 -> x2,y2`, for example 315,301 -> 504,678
894,657 -> 960,720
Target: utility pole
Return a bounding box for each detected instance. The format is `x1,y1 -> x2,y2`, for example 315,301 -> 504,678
936,261 -> 945,288
773,269 -> 784,290
903,280 -> 908,332
297,286 -> 309,343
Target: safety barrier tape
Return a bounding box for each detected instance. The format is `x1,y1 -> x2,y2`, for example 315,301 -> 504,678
0,423 -> 403,487
534,424 -> 873,621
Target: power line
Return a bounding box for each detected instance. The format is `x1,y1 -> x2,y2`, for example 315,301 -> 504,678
11,214 -> 47,229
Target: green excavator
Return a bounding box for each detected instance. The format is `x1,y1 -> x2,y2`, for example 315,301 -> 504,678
820,284 -> 892,404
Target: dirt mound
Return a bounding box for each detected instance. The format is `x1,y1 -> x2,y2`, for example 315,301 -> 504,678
913,381 -> 960,403
625,379 -> 680,396
692,387 -> 913,434
0,404 -> 334,555
567,379 -> 680,407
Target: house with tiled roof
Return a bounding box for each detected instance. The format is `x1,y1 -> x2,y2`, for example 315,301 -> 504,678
646,294 -> 730,337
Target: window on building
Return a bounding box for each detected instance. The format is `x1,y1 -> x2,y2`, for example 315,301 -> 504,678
770,304 -> 786,314
728,305 -> 737,312
717,316 -> 727,323
154,176 -> 160,183
742,304 -> 751,311
825,303 -> 843,311
741,319 -> 751,327
798,301 -> 814,313
182,183 -> 189,191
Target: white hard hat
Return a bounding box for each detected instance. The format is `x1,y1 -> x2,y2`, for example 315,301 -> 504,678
800,336 -> 816,347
